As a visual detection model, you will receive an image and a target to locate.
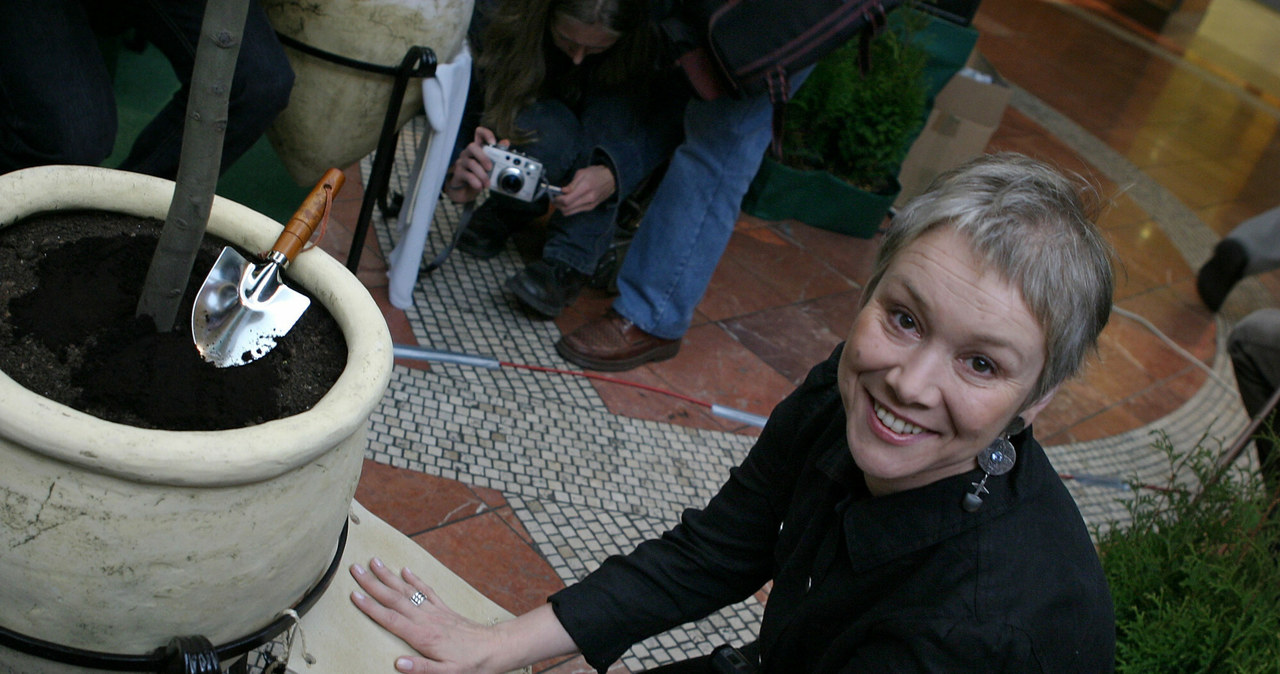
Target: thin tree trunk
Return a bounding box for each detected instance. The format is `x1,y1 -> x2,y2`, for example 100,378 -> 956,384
136,0 -> 251,331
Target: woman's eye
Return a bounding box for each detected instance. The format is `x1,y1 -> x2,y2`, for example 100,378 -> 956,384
968,356 -> 995,375
893,311 -> 916,331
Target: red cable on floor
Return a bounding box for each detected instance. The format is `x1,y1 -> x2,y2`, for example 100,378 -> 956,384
499,360 -> 710,407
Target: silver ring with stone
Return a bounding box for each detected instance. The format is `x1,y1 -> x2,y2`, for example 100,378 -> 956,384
410,591 -> 426,607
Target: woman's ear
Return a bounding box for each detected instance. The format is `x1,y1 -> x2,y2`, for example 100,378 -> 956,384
1018,385 -> 1060,429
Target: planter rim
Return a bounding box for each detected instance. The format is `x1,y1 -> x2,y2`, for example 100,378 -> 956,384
0,165 -> 392,487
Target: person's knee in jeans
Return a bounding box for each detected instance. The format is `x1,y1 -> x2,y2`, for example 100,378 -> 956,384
490,100 -> 586,217
510,99 -> 585,185
0,67 -> 116,172
20,105 -> 117,169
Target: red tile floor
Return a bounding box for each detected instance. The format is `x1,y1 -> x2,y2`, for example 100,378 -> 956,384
310,0 -> 1280,670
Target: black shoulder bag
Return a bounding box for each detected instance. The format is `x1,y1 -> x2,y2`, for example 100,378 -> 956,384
664,0 -> 904,156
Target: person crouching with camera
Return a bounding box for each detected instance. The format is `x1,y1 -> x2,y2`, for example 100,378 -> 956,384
444,0 -> 687,319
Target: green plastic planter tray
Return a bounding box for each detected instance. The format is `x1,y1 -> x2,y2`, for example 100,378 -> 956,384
741,156 -> 898,238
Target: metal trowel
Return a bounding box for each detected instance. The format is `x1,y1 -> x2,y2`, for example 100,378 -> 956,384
192,168 -> 345,367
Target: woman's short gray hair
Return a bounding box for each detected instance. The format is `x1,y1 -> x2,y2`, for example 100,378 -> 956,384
861,153 -> 1115,405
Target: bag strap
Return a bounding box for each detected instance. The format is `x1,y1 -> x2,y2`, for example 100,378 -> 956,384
421,200 -> 475,275
765,68 -> 789,159
764,1 -> 896,160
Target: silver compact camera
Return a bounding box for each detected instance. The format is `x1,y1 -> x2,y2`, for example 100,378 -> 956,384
482,144 -> 561,202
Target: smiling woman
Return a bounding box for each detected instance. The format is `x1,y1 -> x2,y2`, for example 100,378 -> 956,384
343,153 -> 1119,674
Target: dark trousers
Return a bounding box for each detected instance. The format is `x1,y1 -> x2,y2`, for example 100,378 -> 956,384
0,0 -> 293,179
1229,308 -> 1280,493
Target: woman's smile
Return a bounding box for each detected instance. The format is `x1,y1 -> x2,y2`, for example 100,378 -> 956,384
870,398 -> 927,439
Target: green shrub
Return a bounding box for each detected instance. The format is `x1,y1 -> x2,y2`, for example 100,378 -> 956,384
780,10 -> 928,192
1097,430 -> 1280,673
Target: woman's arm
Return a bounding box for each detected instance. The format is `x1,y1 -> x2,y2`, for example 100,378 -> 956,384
350,557 -> 579,673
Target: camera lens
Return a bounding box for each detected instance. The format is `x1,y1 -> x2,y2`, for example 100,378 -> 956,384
497,168 -> 524,194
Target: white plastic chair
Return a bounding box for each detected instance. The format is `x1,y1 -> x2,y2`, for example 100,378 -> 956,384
386,41 -> 472,309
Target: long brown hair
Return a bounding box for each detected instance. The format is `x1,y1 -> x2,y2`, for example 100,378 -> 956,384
478,0 -> 660,142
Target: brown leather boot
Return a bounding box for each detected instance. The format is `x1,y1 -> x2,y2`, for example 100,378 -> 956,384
556,309 -> 680,371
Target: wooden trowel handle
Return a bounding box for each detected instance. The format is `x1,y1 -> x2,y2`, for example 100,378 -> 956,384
273,167 -> 346,262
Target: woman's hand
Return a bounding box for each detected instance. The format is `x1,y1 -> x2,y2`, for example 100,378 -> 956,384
350,557 -> 503,673
553,165 -> 616,216
350,557 -> 584,673
445,127 -> 501,204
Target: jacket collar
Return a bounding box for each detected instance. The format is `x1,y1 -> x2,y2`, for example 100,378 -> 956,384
814,420 -> 1046,575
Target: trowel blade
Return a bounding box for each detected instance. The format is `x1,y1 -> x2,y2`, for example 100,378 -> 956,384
191,246 -> 311,367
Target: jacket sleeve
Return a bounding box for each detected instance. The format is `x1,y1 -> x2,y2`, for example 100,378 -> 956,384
549,347 -> 845,671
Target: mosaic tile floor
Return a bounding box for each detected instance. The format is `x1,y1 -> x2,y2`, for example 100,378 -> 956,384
305,0 -> 1280,670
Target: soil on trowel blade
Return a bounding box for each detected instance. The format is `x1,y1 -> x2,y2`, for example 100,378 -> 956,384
0,210 -> 347,430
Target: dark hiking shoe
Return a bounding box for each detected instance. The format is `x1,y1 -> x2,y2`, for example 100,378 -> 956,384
1196,238 -> 1248,312
458,199 -> 522,259
505,259 -> 589,318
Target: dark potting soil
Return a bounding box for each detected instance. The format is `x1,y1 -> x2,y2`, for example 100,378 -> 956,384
0,210 -> 347,430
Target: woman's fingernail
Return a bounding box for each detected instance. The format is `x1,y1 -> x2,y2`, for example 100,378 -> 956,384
352,590 -> 366,601
371,557 -> 385,569
403,567 -> 418,580
352,564 -> 366,575
396,657 -> 414,672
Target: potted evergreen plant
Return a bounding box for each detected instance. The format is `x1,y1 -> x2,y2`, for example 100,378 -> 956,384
741,8 -> 975,237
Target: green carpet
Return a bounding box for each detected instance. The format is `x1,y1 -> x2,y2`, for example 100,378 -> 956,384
106,38 -> 311,224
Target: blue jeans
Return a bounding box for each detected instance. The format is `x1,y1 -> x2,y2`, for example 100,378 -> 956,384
613,69 -> 810,340
0,0 -> 293,179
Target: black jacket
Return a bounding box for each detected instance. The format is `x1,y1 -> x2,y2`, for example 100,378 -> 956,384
550,345 -> 1115,672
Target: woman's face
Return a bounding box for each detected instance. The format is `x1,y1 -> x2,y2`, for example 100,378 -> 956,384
550,14 -> 620,65
837,227 -> 1055,497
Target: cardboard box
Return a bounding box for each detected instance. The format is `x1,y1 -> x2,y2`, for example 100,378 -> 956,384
894,51 -> 1012,207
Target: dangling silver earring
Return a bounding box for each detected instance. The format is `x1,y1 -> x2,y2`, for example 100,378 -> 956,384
962,417 -> 1026,513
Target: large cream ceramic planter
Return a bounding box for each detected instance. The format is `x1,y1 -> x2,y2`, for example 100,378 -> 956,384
263,0 -> 473,185
0,166 -> 393,672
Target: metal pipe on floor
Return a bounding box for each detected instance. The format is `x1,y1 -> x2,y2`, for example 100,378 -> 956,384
393,344 -> 500,369
391,344 -> 768,428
